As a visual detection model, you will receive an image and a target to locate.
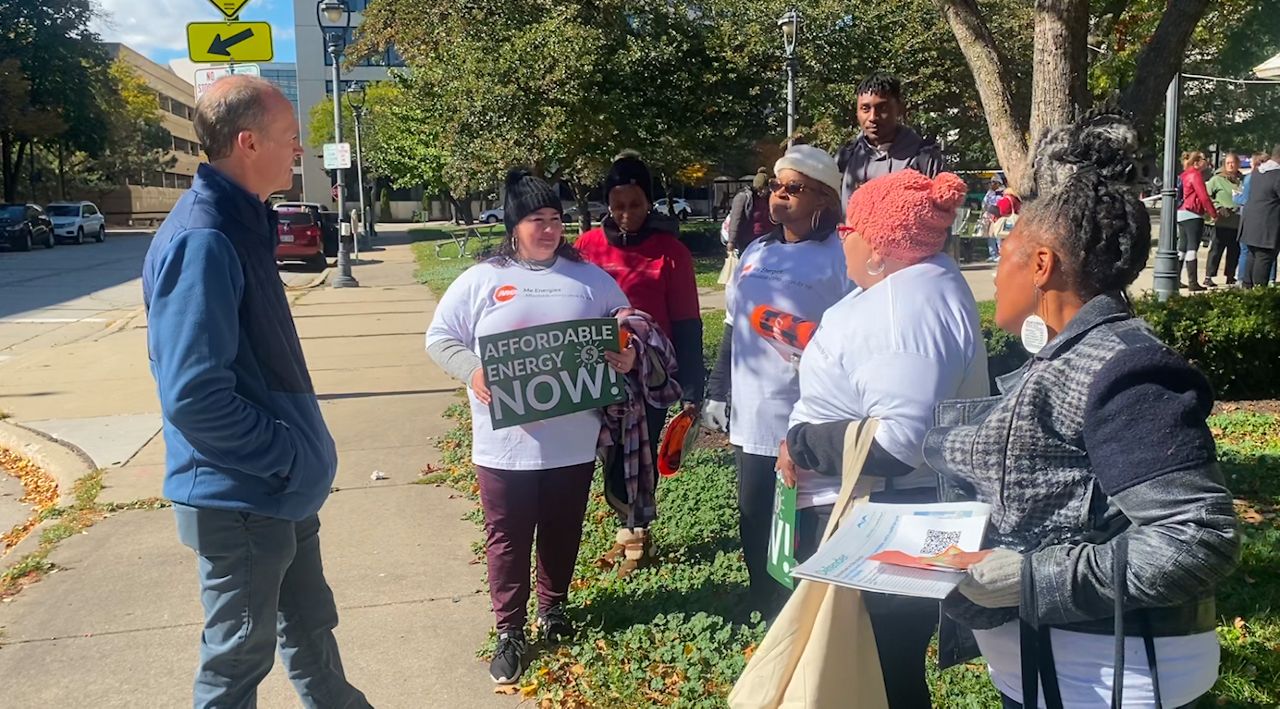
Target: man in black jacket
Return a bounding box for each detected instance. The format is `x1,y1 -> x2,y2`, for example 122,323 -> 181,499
1239,144 -> 1280,288
837,73 -> 944,207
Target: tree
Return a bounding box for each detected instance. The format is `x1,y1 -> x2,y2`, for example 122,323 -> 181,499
53,59 -> 174,196
1090,0 -> 1280,157
355,0 -> 775,229
931,0 -> 1212,191
0,0 -> 108,201
0,59 -> 65,201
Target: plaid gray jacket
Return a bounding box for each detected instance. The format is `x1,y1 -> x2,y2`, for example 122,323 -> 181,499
923,293 -> 1238,635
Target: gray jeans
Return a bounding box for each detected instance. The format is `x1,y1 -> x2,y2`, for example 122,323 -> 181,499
175,504 -> 370,709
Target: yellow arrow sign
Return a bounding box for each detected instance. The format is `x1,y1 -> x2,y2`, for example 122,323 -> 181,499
206,0 -> 252,20
187,22 -> 273,63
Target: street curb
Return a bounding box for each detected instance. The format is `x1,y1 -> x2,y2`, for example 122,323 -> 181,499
0,421 -> 98,568
0,421 -> 96,510
285,268 -> 331,291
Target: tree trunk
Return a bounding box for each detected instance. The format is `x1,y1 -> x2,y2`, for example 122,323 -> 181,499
442,187 -> 474,225
57,140 -> 67,200
932,0 -> 1033,193
1030,0 -> 1090,150
2,134 -> 17,203
1117,0 -> 1212,136
573,182 -> 591,232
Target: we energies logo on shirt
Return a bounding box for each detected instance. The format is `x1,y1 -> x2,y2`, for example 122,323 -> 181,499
493,285 -> 518,303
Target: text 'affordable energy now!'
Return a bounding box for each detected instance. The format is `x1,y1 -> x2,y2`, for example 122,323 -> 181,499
478,318 -> 626,429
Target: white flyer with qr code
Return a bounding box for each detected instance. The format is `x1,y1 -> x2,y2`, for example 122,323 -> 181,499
790,501 -> 991,599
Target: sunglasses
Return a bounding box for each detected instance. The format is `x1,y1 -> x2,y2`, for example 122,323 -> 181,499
768,179 -> 807,196
835,225 -> 857,242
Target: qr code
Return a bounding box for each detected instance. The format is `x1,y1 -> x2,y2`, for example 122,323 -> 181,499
920,530 -> 962,556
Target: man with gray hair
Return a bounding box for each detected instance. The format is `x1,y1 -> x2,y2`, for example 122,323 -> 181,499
142,76 -> 371,708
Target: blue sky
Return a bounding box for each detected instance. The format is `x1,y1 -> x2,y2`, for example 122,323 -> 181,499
92,0 -> 297,66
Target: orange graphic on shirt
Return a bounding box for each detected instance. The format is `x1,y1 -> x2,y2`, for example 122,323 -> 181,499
494,285 -> 518,303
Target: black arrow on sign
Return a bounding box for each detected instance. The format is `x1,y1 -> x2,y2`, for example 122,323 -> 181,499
208,28 -> 255,57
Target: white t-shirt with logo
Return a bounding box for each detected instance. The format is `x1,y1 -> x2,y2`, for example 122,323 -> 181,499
788,254 -> 988,508
726,234 -> 852,457
425,258 -> 629,470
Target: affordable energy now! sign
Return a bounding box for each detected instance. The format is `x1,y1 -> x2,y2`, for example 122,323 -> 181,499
478,318 -> 626,429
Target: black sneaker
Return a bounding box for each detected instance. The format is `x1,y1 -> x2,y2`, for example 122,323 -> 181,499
538,604 -> 574,644
489,629 -> 526,685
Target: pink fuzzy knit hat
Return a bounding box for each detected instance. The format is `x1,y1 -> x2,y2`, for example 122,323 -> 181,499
843,169 -> 968,264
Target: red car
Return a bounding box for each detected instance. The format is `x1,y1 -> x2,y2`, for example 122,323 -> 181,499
274,205 -> 328,271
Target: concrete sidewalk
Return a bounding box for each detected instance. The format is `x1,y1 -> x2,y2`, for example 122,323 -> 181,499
0,230 -> 514,708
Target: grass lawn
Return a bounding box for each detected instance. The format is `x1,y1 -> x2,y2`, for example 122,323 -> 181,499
412,244 -> 1279,707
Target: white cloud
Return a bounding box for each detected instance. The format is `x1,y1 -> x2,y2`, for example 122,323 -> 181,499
91,0 -> 229,53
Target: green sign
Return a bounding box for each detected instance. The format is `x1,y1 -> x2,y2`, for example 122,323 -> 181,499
479,318 -> 626,430
768,474 -> 798,589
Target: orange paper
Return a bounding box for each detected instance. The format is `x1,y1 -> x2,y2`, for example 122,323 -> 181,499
868,546 -> 992,572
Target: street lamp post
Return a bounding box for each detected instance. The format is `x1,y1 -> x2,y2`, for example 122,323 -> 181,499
778,9 -> 800,148
346,82 -> 370,254
317,0 -> 358,288
1155,74 -> 1182,301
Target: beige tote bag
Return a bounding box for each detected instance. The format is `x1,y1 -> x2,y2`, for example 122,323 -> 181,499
728,419 -> 888,709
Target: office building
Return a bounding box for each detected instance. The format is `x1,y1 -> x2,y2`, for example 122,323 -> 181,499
95,44 -> 200,224
295,0 -> 406,207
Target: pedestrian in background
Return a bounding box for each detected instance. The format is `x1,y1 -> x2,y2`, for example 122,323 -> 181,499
836,73 -> 945,207
1205,152 -> 1244,287
1177,150 -> 1217,291
142,76 -> 372,708
1234,151 -> 1271,283
1239,145 -> 1280,288
425,170 -> 636,685
981,177 -> 1005,262
703,145 -> 853,617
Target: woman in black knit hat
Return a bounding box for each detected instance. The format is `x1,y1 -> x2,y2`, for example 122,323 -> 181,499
576,151 -> 704,569
426,170 -> 637,686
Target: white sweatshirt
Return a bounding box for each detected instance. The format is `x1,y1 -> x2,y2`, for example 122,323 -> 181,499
788,254 -> 988,508
425,258 -> 629,470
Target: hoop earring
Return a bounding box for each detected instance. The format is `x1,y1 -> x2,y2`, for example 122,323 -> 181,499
1021,285 -> 1050,354
866,257 -> 885,277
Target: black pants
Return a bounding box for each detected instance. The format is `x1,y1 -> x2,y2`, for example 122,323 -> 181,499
1244,245 -> 1278,288
734,447 -> 786,617
1206,224 -> 1240,280
795,487 -> 941,709
605,403 -> 669,524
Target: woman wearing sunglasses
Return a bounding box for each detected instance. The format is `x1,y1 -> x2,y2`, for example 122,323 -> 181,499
778,168 -> 988,708
703,145 -> 852,616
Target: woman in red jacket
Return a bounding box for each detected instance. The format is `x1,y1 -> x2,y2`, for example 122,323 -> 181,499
1178,151 -> 1218,291
576,152 -> 704,565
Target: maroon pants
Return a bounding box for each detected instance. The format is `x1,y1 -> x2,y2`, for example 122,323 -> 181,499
476,462 -> 594,632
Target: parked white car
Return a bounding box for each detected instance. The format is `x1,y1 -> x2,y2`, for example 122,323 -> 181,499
479,207 -> 504,224
45,201 -> 106,244
652,198 -> 692,220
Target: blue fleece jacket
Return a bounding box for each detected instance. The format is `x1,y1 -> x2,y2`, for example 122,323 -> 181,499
142,164 -> 336,520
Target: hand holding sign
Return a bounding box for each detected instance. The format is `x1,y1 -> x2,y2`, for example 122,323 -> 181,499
470,368 -> 492,405
604,345 -> 636,374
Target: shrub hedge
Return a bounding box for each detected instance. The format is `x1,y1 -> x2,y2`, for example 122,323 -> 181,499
978,288 -> 1280,401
